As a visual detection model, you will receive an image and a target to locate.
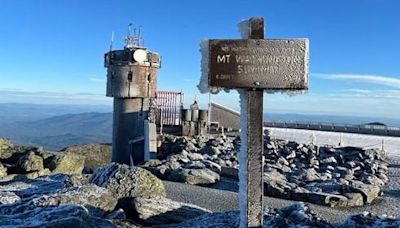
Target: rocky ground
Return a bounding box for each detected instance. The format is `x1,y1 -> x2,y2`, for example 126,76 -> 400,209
143,134 -> 389,207
0,137 -> 399,227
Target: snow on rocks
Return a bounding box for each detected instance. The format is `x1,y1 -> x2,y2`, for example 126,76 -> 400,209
263,139 -> 389,207
142,135 -> 238,185
145,134 -> 389,207
167,203 -> 332,228
132,196 -> 211,225
89,162 -> 166,199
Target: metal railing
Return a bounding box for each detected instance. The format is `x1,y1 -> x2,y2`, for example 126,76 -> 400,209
264,120 -> 400,137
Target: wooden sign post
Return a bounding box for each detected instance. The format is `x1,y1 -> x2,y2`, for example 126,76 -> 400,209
202,17 -> 309,227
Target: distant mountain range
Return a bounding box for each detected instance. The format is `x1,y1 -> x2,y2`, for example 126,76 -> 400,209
0,103 -> 399,150
0,103 -> 112,150
264,113 -> 400,127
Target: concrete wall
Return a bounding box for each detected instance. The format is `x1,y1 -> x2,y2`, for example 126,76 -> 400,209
210,102 -> 240,130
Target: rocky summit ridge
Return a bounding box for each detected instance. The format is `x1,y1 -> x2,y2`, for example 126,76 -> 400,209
0,137 -> 399,227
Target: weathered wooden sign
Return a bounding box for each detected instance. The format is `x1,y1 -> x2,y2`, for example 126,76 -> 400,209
208,39 -> 309,89
200,17 -> 309,228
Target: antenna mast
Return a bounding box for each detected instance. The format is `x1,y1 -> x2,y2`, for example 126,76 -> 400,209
109,31 -> 114,52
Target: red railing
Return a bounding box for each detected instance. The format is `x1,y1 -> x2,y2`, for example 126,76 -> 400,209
155,91 -> 184,126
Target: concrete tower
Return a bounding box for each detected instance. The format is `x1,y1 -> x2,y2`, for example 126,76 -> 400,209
104,25 -> 161,165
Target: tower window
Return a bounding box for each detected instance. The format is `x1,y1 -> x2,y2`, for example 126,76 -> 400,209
128,71 -> 133,82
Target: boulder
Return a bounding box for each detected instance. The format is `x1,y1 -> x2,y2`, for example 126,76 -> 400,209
343,212 -> 400,227
89,163 -> 165,199
45,152 -> 85,175
143,159 -> 163,167
34,184 -> 117,213
168,168 -> 220,185
64,174 -> 91,187
0,191 -> 21,204
0,163 -> 7,178
200,145 -> 220,156
345,180 -> 381,204
17,151 -> 44,173
25,168 -> 52,179
132,196 -> 211,225
344,193 -> 364,207
305,192 -> 348,207
60,144 -> 111,170
0,204 -> 114,227
0,174 -> 71,199
0,138 -> 12,159
202,160 -> 222,173
187,152 -> 204,161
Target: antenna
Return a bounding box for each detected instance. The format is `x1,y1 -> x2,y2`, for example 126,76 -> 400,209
109,31 -> 114,52
125,23 -> 144,48
125,23 -> 134,48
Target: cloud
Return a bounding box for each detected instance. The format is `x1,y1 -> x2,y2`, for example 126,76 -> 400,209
327,88 -> 400,100
314,73 -> 400,89
89,76 -> 106,83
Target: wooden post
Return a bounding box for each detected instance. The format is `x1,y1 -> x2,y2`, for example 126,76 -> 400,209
203,16 -> 309,228
240,17 -> 264,227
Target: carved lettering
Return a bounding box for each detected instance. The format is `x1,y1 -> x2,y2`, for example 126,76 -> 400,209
216,54 -> 231,63
209,39 -> 309,89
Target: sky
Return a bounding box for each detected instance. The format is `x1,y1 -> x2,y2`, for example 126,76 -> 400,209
0,0 -> 399,119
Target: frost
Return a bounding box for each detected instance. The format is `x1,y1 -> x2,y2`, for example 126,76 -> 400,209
238,89 -> 248,228
197,40 -> 231,94
265,89 -> 309,97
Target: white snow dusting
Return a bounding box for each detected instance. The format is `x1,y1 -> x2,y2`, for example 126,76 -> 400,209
198,40 -> 226,94
238,89 -> 248,228
266,127 -> 400,157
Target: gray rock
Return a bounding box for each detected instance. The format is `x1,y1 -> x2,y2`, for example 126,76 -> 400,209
167,203 -> 332,228
200,146 -> 220,156
17,151 -> 44,173
202,160 -> 222,173
34,184 -> 117,213
0,204 -> 114,227
132,196 -> 210,225
89,163 -> 166,199
303,168 -> 320,182
0,163 -> 7,178
0,174 -> 70,199
143,159 -> 163,167
187,152 -> 204,161
25,168 -> 52,179
168,168 -> 220,185
345,180 -> 381,204
320,156 -> 337,164
305,192 -> 348,207
344,193 -> 364,207
106,208 -> 126,220
45,152 -> 85,175
185,161 -> 206,169
0,191 -> 21,204
343,211 -> 400,227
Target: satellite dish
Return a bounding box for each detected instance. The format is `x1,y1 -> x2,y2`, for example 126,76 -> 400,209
133,49 -> 147,63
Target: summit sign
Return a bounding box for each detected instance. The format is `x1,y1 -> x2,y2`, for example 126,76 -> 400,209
209,39 -> 309,89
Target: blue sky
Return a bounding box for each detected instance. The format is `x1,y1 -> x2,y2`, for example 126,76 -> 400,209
0,0 -> 399,118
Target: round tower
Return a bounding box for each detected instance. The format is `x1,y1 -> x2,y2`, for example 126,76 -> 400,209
104,25 -> 161,165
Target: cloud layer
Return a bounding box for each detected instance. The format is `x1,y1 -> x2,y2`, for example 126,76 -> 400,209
314,73 -> 400,89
